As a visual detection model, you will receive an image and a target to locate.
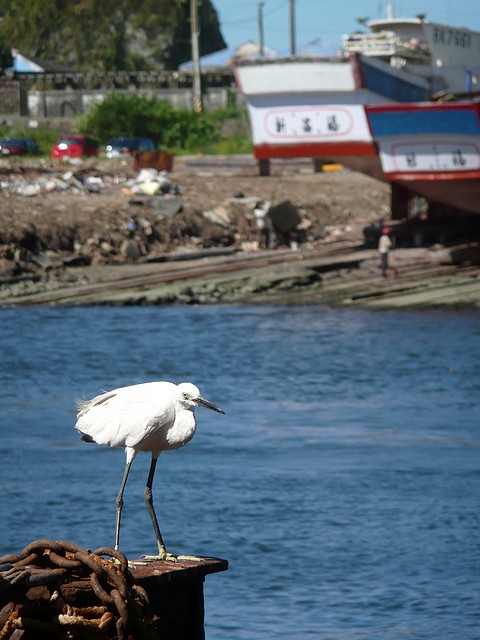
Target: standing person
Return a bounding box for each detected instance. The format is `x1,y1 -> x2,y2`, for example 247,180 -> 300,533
378,227 -> 393,277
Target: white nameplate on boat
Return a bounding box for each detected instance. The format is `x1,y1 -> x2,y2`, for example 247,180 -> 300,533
377,136 -> 480,173
247,105 -> 373,145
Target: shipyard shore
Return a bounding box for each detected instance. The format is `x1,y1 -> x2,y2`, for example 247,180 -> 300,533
1,155 -> 479,309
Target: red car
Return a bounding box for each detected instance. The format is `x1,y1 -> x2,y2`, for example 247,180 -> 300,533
51,135 -> 98,159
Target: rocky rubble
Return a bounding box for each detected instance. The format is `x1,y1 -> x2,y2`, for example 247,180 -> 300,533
0,157 -> 391,285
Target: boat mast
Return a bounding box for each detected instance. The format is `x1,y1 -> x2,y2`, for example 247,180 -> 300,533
386,0 -> 394,20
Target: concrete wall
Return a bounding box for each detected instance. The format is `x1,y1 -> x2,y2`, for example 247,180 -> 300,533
0,80 -> 28,116
26,87 -> 235,118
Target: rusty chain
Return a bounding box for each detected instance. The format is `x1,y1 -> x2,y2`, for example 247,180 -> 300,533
0,539 -> 151,639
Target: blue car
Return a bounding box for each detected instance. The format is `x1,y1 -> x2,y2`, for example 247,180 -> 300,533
0,137 -> 41,156
104,137 -> 155,158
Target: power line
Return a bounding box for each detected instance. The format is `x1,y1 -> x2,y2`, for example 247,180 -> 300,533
219,0 -> 287,25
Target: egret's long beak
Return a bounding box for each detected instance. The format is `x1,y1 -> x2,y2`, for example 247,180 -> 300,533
196,396 -> 225,414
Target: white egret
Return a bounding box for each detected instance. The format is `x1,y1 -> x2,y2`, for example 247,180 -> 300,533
75,381 -> 225,560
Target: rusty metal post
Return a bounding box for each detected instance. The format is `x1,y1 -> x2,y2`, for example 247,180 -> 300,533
0,540 -> 228,640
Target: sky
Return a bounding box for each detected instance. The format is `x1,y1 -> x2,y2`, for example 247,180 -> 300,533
211,0 -> 480,54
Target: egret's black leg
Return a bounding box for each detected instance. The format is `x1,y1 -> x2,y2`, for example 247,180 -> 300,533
115,461 -> 132,551
144,457 -> 167,557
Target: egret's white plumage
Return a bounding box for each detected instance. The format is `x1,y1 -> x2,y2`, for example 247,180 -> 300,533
75,381 -> 224,559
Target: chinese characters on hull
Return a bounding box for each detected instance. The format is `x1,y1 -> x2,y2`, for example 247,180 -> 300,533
387,141 -> 480,173
266,108 -> 353,139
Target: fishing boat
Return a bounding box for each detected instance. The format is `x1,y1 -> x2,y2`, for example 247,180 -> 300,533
233,4 -> 480,215
341,5 -> 480,97
233,10 -> 480,159
365,101 -> 480,215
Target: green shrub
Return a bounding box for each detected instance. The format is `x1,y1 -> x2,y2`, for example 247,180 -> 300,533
76,93 -> 220,149
209,105 -> 248,122
0,97 -> 252,157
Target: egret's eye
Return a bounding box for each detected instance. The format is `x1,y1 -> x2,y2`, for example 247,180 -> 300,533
182,392 -> 189,400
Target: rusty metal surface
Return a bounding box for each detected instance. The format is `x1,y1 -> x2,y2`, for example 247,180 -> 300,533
0,539 -> 227,639
129,556 -> 228,585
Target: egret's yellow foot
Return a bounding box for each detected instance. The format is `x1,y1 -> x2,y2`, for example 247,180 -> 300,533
175,554 -> 207,562
140,550 -> 177,562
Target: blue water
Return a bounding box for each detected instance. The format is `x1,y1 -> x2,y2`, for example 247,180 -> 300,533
0,305 -> 479,639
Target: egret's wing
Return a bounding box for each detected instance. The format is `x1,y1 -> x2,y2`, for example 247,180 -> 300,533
75,381 -> 177,449
76,390 -> 117,417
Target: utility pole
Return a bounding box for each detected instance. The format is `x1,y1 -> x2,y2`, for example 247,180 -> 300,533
289,0 -> 296,56
258,1 -> 265,57
190,0 -> 202,113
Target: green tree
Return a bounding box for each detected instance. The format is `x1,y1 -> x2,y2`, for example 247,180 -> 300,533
167,0 -> 227,68
0,39 -> 13,70
0,0 -> 63,59
0,0 -> 225,71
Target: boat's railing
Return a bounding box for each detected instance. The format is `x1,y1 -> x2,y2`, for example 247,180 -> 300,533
342,31 -> 430,61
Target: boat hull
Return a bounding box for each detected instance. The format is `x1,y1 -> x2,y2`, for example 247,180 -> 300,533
234,56 -> 480,214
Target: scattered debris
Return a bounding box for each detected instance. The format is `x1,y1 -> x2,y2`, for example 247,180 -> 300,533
0,159 -> 393,283
269,200 -> 301,235
127,169 -> 180,197
203,204 -> 231,228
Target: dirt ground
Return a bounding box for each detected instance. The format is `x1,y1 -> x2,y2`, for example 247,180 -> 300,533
0,155 -> 391,280
1,156 -> 480,309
